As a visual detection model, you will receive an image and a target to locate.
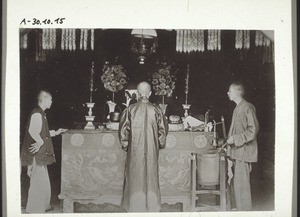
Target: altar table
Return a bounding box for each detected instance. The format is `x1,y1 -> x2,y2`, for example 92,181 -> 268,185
59,129 -> 214,212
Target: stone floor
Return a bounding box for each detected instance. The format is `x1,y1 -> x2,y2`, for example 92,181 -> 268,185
21,162 -> 274,213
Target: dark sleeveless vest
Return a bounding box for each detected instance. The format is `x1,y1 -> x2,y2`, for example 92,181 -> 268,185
21,106 -> 55,166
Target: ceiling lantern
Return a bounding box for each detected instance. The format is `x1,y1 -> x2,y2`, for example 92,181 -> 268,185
130,29 -> 158,64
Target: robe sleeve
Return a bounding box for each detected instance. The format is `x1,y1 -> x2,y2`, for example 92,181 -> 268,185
157,108 -> 169,149
233,105 -> 259,147
118,108 -> 131,152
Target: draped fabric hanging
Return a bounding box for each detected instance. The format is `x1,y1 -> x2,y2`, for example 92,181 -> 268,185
61,29 -> 76,51
79,29 -> 95,51
42,29 -> 57,50
91,29 -> 94,50
35,32 -> 46,61
207,30 -> 221,51
20,34 -> 28,49
176,30 -> 205,53
235,30 -> 250,49
80,29 -> 87,50
255,30 -> 274,63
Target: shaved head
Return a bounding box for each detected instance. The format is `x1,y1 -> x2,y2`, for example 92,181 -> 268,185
37,90 -> 51,103
37,90 -> 52,110
137,82 -> 151,98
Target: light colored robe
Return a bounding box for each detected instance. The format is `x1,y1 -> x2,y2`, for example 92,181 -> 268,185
227,99 -> 259,162
118,97 -> 168,212
227,99 -> 259,211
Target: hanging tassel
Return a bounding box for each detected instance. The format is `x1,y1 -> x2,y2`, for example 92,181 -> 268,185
80,29 -> 84,50
52,29 -> 57,50
179,30 -> 184,52
176,30 -> 181,52
235,30 -> 242,49
199,30 -> 204,52
244,30 -> 250,49
20,34 -> 28,49
188,30 -> 192,52
182,30 -> 187,53
195,30 -> 200,51
190,30 -> 196,52
49,29 -> 53,50
36,32 -> 46,61
84,29 -> 88,50
72,29 -> 76,51
91,29 -> 94,50
42,29 -> 47,50
207,30 -> 211,50
217,30 -> 221,51
213,30 -> 217,50
61,29 -> 65,50
68,29 -> 72,51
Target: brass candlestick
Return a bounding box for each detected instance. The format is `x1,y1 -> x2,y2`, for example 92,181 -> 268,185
84,102 -> 95,130
182,104 -> 191,118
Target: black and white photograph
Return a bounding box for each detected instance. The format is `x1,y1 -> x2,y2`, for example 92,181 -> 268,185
19,28 -> 275,214
3,1 -> 295,217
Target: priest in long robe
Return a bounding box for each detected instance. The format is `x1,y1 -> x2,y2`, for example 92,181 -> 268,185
118,82 -> 168,212
226,82 -> 259,211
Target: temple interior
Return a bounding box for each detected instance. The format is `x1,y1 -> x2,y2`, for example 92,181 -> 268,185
20,28 -> 275,213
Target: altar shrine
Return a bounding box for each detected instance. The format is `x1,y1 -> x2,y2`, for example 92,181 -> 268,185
59,130 -> 215,212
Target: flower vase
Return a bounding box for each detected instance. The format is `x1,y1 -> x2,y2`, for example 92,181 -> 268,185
107,100 -> 117,113
159,104 -> 168,115
159,96 -> 167,115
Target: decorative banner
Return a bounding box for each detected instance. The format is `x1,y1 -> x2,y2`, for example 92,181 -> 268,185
80,29 -> 95,51
20,34 -> 28,49
35,32 -> 46,62
61,29 -> 76,51
176,30 -> 206,53
255,30 -> 271,46
255,30 -> 274,63
207,30 -> 221,51
80,29 -> 88,50
42,29 -> 57,50
235,30 -> 250,49
91,29 -> 94,50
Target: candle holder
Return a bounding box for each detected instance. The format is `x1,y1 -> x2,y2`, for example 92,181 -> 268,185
212,120 -> 218,148
182,104 -> 191,118
84,102 -> 95,130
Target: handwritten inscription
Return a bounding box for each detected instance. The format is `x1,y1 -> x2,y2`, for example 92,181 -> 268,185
20,18 -> 66,26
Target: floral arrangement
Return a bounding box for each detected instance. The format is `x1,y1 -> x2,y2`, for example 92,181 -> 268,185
152,65 -> 176,98
101,62 -> 127,93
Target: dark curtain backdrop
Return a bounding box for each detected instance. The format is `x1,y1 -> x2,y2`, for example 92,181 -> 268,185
20,29 -> 275,139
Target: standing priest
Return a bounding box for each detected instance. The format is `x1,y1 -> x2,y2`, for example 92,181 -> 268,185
226,82 -> 259,211
118,82 -> 169,212
21,90 -> 66,213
